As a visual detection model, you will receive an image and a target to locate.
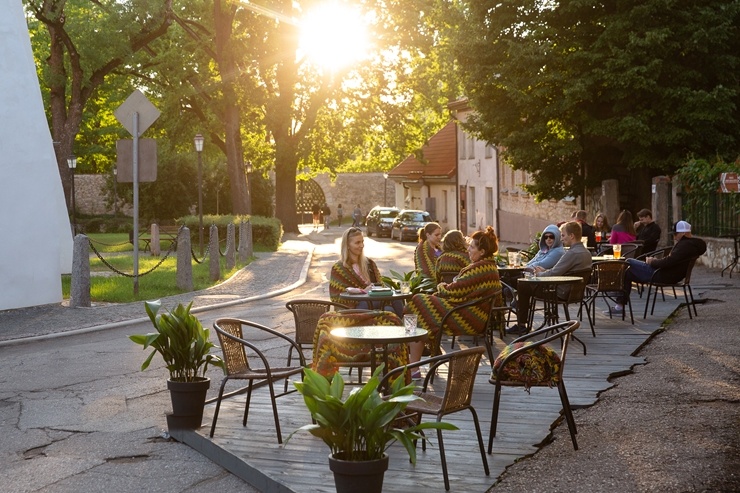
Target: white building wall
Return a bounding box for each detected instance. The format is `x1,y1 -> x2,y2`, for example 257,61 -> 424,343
0,0 -> 73,310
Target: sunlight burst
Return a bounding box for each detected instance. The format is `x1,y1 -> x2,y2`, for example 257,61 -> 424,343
299,3 -> 371,71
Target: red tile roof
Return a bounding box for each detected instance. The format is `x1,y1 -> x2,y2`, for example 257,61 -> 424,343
387,121 -> 457,179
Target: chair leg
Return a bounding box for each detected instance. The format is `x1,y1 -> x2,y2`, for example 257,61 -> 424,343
243,380 -> 254,426
643,285 -> 654,318
683,285 -> 695,319
557,381 -> 579,450
688,285 -> 698,317
488,383 -> 502,454
267,380 -> 284,444
469,407 -> 490,476
436,425 -> 450,491
209,378 -> 229,438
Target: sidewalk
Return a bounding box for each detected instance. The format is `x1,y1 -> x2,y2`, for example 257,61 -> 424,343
0,237 -> 316,346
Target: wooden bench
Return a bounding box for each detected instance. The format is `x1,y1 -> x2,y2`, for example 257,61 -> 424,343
129,225 -> 181,253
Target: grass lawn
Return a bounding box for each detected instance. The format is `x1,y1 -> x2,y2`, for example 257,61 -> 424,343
62,233 -> 264,303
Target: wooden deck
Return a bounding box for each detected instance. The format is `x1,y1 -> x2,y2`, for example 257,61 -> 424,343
172,293 -> 689,492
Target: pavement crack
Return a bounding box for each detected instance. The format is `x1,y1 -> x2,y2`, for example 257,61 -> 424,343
105,454 -> 150,463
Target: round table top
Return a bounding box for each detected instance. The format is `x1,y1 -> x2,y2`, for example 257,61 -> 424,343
338,290 -> 413,302
329,325 -> 428,344
519,275 -> 583,284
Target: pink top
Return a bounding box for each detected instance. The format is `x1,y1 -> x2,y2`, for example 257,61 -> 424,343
610,230 -> 636,244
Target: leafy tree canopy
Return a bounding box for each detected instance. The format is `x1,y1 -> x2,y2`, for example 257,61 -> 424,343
452,0 -> 740,201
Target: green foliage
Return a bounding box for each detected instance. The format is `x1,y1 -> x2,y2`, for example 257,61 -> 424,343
452,0 -> 740,201
676,156 -> 740,212
380,270 -> 436,294
129,301 -> 224,382
287,366 -> 457,463
177,215 -> 283,251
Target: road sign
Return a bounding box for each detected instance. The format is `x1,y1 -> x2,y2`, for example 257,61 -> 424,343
114,89 -> 160,137
720,172 -> 739,193
116,139 -> 157,182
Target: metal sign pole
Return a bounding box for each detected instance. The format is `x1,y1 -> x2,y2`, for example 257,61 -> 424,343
133,112 -> 140,295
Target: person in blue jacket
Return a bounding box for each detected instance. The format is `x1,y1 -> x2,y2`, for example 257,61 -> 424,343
525,224 -> 565,271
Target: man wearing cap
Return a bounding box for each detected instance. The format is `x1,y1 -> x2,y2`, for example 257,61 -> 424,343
607,220 -> 706,315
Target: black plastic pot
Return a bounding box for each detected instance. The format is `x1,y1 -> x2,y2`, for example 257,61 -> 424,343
166,377 -> 210,429
328,453 -> 389,493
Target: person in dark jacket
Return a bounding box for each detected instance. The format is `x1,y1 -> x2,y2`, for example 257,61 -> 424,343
635,208 -> 661,253
608,220 -> 706,315
575,210 -> 597,248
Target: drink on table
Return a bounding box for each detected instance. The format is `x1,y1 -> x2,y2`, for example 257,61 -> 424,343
613,244 -> 622,259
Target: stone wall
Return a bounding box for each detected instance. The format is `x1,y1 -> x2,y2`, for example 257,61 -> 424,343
313,172 -> 396,221
75,174 -> 131,216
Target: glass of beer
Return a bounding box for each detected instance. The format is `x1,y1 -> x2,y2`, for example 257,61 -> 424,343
595,231 -> 602,242
613,244 -> 622,259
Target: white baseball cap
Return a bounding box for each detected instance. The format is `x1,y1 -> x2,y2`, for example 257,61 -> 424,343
672,221 -> 691,233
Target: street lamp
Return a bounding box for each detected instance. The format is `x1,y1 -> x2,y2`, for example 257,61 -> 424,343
113,166 -> 118,217
245,160 -> 253,215
383,172 -> 388,207
194,133 -> 205,255
67,156 -> 77,234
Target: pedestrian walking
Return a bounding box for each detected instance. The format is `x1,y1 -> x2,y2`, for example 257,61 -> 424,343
322,203 -> 331,229
352,204 -> 362,227
312,203 -> 321,231
337,203 -> 344,227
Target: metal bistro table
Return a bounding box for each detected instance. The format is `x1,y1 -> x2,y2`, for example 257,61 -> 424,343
498,265 -> 526,286
338,289 -> 413,310
329,325 -> 428,385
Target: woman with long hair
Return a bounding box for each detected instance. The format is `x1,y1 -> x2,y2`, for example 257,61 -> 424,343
329,227 -> 382,308
593,212 -> 611,236
404,226 -> 502,365
414,222 -> 443,279
610,210 -> 637,244
435,230 -> 470,283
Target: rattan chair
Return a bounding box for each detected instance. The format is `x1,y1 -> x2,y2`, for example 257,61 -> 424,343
488,320 -> 580,455
210,318 -> 306,443
285,299 -> 348,366
642,256 -> 700,319
380,347 -> 489,491
585,261 -> 634,328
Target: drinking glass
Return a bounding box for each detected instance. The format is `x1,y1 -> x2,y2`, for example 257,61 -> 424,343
595,231 -> 602,242
581,237 -> 589,248
507,252 -> 518,267
399,281 -> 411,294
403,314 -> 418,334
613,244 -> 622,259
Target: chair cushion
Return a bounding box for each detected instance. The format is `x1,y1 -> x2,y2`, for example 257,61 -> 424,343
492,341 -> 561,390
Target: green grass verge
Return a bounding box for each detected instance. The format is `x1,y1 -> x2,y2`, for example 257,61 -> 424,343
64,233 -> 269,303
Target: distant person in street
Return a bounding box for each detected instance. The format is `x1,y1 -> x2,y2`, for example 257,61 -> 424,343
336,203 -> 344,227
352,204 -> 362,227
635,208 -> 661,253
607,220 -> 706,315
312,203 -> 321,231
322,203 -> 331,229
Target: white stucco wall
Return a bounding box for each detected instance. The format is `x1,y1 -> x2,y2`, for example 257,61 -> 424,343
0,0 -> 73,310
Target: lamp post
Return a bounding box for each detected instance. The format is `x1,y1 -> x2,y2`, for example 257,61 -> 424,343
245,160 -> 253,215
383,172 -> 388,207
67,156 -> 77,234
194,133 -> 205,255
113,166 -> 118,217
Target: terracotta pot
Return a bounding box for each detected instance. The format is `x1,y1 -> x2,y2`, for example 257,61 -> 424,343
166,377 -> 210,429
328,453 -> 389,493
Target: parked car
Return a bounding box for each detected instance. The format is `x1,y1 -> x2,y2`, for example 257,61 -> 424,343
390,210 -> 433,241
365,206 -> 400,238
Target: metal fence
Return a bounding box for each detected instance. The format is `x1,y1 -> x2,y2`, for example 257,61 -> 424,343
682,192 -> 740,237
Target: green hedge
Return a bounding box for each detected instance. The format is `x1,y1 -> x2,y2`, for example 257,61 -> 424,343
177,214 -> 283,251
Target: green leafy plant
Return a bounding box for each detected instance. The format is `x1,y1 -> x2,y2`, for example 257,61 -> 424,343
129,300 -> 224,382
287,366 -> 457,462
380,270 -> 436,294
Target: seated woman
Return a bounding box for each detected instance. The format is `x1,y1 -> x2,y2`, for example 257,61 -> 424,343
610,210 -> 637,244
404,226 -> 503,364
414,222 -> 443,279
435,230 -> 470,283
329,227 -> 403,316
525,224 -> 565,271
593,212 -> 611,238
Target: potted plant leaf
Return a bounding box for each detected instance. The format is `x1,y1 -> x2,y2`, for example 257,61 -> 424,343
381,269 -> 436,294
129,300 -> 224,429
286,366 -> 457,493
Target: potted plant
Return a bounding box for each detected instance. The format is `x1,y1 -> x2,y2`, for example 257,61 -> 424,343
129,300 -> 224,429
287,366 -> 457,493
381,269 -> 436,294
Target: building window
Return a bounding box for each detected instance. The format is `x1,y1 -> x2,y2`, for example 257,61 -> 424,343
469,187 -> 476,226
459,130 -> 466,160
467,135 -> 475,159
486,187 -> 493,227
485,144 -> 493,159
442,190 -> 448,222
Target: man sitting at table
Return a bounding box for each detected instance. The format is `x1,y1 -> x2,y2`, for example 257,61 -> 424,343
606,220 -> 706,315
507,221 -> 593,335
634,208 -> 662,254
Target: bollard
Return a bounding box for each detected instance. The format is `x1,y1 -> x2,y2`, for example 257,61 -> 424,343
209,224 -> 220,281
225,223 -> 236,270
70,234 -> 91,308
176,227 -> 193,291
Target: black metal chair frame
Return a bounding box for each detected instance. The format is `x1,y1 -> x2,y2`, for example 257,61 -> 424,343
488,320 -> 580,455
210,318 -> 306,443
642,256 -> 700,319
584,260 -> 634,328
380,347 -> 489,491
436,290 -> 503,363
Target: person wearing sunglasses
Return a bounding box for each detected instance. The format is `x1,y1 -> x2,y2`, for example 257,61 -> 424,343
524,224 -> 566,271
